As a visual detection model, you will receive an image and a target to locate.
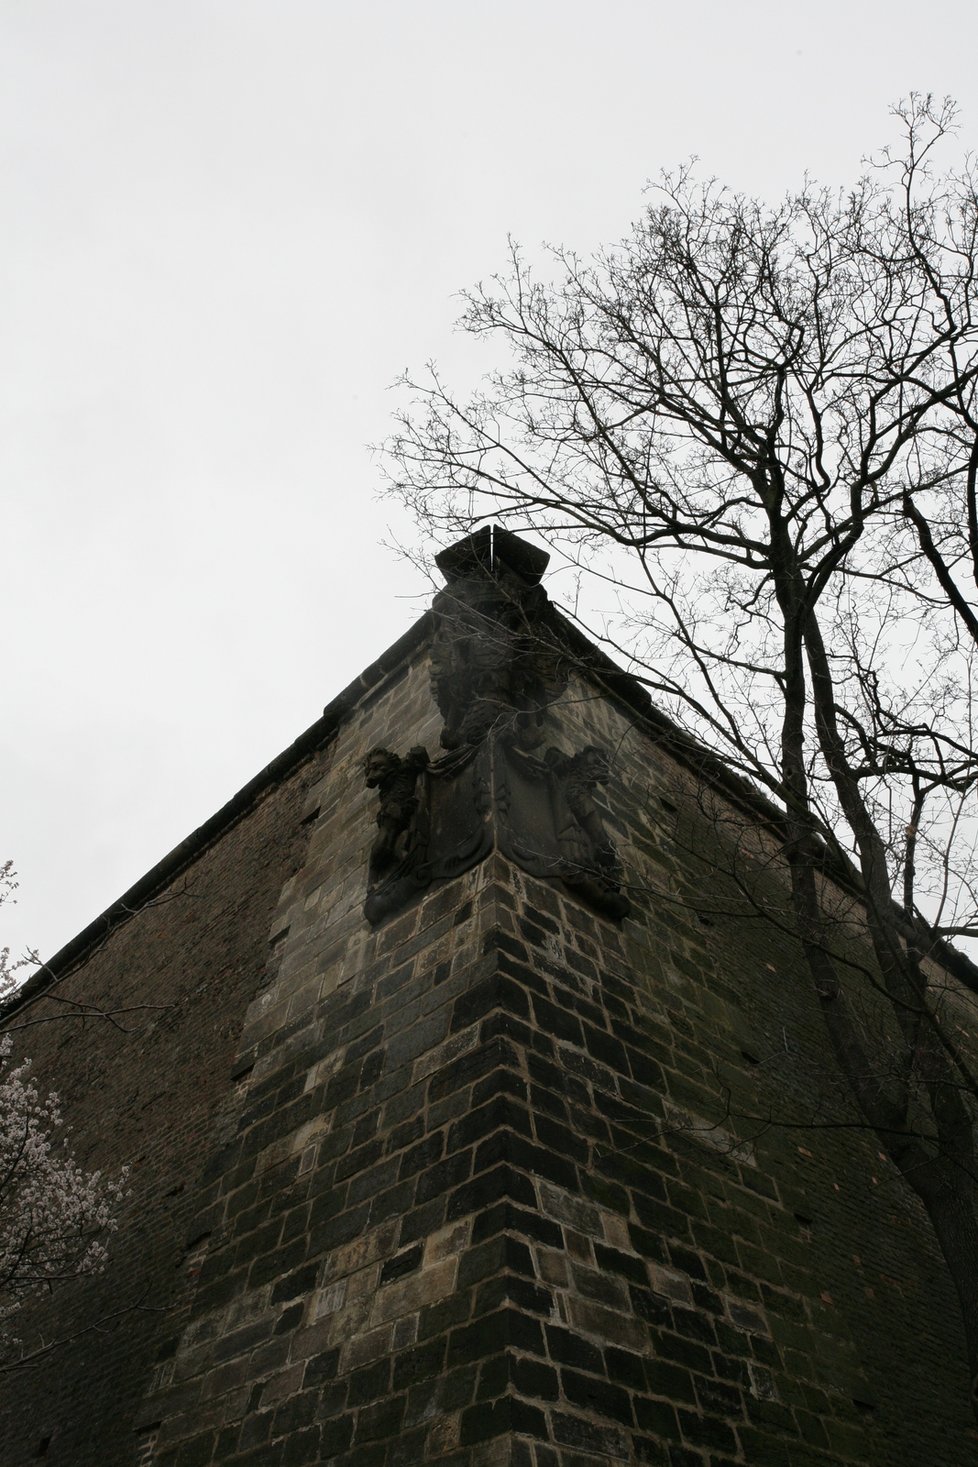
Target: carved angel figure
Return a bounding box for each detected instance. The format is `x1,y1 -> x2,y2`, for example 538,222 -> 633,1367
547,744 -> 621,877
363,745 -> 429,880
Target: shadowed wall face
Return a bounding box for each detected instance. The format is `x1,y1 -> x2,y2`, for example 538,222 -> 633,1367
2,530 -> 975,1466
0,756 -> 318,1466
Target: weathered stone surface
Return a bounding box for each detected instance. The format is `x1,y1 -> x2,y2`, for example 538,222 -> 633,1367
0,753 -> 320,1465
2,530 -> 976,1465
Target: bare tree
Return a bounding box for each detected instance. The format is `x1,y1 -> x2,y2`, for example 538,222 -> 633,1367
386,97 -> 978,1409
0,861 -> 30,1009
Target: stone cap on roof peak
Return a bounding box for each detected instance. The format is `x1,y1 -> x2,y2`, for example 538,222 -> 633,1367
434,524 -> 549,588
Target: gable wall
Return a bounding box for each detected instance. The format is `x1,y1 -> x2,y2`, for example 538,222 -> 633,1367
0,747 -> 322,1464
2,644 -> 975,1467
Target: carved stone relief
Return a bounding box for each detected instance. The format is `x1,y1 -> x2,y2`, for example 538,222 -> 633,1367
362,527 -> 631,925
495,738 -> 630,920
362,743 -> 492,926
363,734 -> 629,924
363,745 -> 429,884
430,526 -> 567,750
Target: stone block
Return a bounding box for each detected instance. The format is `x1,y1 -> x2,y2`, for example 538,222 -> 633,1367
369,1257 -> 458,1326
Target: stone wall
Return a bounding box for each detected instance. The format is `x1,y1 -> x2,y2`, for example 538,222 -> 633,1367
0,747 -> 321,1465
138,654 -> 978,1462
2,602 -> 976,1465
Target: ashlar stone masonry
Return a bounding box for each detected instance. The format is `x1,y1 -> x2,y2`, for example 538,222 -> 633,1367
1,526 -> 975,1466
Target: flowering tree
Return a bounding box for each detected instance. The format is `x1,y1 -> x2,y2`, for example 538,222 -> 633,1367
0,1037 -> 128,1359
0,864 -> 127,1364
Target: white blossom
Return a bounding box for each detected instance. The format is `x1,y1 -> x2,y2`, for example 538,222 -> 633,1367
0,865 -> 128,1357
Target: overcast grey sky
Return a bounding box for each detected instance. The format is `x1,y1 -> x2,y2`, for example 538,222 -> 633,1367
4,0 -> 978,965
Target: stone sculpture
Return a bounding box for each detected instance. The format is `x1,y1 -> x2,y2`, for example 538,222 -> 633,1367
362,745 -> 429,882
362,527 -> 630,924
429,525 -> 567,749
